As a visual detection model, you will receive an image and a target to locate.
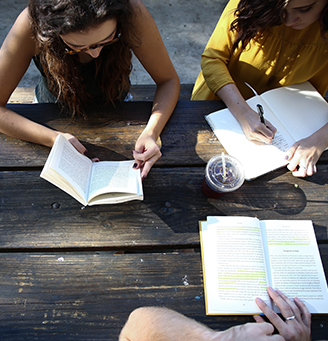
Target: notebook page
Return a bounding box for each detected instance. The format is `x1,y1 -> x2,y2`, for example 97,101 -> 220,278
261,82 -> 328,141
205,96 -> 293,180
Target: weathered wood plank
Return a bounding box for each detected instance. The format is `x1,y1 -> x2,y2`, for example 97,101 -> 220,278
130,83 -> 194,101
8,87 -> 35,104
0,250 -> 327,340
2,101 -> 227,168
8,84 -> 194,104
8,84 -> 328,103
0,165 -> 327,251
3,101 -> 328,169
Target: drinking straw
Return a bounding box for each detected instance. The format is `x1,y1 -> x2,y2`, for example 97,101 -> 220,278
221,152 -> 227,178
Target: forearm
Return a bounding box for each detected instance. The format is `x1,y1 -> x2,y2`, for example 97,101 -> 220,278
119,307 -> 220,341
141,77 -> 180,141
119,307 -> 279,341
311,122 -> 328,152
216,83 -> 251,123
0,106 -> 59,147
216,83 -> 276,143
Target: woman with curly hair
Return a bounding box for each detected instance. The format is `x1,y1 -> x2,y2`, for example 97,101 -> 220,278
0,0 -> 180,178
192,0 -> 328,178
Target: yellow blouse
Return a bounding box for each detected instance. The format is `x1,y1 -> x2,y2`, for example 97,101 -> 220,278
191,0 -> 328,101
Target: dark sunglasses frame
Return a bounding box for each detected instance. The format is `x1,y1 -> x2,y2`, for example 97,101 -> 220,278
64,32 -> 121,55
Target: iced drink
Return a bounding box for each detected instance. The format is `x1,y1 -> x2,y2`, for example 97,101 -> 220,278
202,154 -> 244,198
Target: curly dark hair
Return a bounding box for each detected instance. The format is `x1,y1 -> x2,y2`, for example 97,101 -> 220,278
28,0 -> 140,118
319,2 -> 328,31
230,0 -> 328,52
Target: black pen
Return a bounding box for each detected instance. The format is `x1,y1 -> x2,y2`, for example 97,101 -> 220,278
257,104 -> 266,125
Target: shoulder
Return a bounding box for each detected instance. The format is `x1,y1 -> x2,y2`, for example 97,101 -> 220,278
222,0 -> 240,18
130,0 -> 146,12
129,0 -> 153,23
212,0 -> 239,33
6,8 -> 34,46
128,0 -> 158,41
13,7 -> 32,32
1,8 -> 36,56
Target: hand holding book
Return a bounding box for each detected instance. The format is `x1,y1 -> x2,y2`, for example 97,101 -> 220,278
199,216 -> 328,315
120,287 -> 311,341
254,287 -> 311,341
40,134 -> 143,206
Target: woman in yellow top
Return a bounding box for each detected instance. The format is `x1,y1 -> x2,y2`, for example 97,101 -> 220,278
192,0 -> 328,177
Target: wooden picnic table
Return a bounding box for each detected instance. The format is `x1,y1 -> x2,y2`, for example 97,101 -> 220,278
1,97 -> 328,340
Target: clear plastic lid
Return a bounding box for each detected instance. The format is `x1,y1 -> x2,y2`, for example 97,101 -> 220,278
205,154 -> 244,193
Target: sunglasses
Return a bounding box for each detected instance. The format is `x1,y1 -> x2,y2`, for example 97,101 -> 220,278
64,32 -> 121,55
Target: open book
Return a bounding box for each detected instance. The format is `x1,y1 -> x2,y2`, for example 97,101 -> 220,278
40,134 -> 143,206
205,81 -> 328,180
199,216 -> 328,315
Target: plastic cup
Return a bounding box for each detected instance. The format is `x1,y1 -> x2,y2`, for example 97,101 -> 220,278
202,154 -> 245,198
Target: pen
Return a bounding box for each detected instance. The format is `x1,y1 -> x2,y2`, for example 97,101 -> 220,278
257,104 -> 266,125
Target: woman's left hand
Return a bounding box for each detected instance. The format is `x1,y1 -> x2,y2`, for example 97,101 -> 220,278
132,132 -> 162,179
285,134 -> 327,177
254,287 -> 311,341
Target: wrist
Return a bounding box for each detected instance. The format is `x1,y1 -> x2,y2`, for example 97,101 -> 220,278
211,329 -> 233,341
208,330 -> 227,341
314,127 -> 328,152
47,131 -> 61,147
139,126 -> 158,142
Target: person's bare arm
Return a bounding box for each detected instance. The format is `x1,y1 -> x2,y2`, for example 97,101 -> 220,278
216,83 -> 276,144
0,8 -> 88,154
119,306 -> 283,341
0,9 -> 60,147
130,0 -> 180,178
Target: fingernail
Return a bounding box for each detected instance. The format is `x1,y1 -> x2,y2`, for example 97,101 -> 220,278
142,176 -> 146,181
133,163 -> 138,169
284,155 -> 289,160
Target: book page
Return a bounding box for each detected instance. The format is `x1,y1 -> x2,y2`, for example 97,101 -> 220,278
205,97 -> 293,180
261,82 -> 328,142
200,216 -> 271,315
41,134 -> 92,203
88,160 -> 140,201
263,220 -> 328,313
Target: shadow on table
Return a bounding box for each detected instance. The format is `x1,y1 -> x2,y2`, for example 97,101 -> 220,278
143,176 -> 308,235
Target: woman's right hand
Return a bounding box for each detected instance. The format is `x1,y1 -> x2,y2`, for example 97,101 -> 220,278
216,83 -> 276,144
62,133 -> 87,154
62,133 -> 99,161
238,106 -> 276,144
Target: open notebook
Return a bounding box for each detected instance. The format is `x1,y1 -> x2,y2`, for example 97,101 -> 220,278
205,81 -> 328,180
